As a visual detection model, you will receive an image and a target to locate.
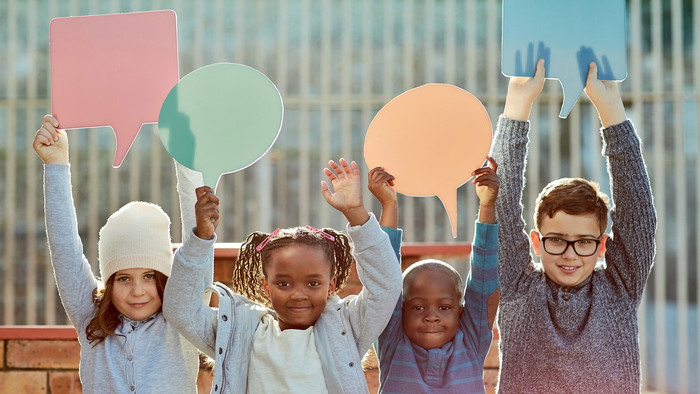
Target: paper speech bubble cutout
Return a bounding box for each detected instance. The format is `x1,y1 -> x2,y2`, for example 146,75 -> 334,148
364,84 -> 492,238
50,10 -> 179,167
501,0 -> 627,118
158,63 -> 284,191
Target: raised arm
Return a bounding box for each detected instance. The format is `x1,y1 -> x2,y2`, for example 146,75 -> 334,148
368,167 -> 398,229
34,115 -> 99,327
321,158 -> 403,353
584,63 -> 657,300
162,186 -> 220,357
492,60 -> 545,296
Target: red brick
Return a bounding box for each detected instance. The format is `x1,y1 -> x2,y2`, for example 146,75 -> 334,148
49,371 -> 82,394
0,371 -> 48,393
484,368 -> 499,393
7,340 -> 80,369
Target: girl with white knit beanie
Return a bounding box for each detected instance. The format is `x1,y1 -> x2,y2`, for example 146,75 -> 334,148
33,115 -> 200,393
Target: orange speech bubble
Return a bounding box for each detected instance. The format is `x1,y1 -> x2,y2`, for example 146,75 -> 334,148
50,10 -> 179,167
364,84 -> 492,238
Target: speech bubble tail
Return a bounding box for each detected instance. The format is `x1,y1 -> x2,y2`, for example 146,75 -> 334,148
110,123 -> 144,168
558,79 -> 585,119
203,172 -> 223,194
437,189 -> 459,239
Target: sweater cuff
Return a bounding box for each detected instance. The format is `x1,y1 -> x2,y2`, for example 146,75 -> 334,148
346,212 -> 385,251
474,221 -> 499,249
601,119 -> 639,155
380,226 -> 403,255
497,115 -> 530,136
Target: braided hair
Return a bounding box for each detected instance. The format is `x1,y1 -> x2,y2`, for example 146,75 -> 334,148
232,226 -> 356,308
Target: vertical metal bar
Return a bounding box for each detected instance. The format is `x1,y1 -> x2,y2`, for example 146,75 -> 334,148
87,0 -> 100,294
403,0 -> 415,241
4,0 -> 18,325
109,0 -> 120,215
45,0 -> 59,325
232,0 -> 246,241
569,104 -> 582,178
360,0 -> 374,226
465,0 -> 478,241
548,82 -> 561,181
255,1 -> 273,232
423,0 -> 436,241
319,0 -> 332,227
341,0 -> 352,163
671,0 -> 688,391
299,0 -> 311,226
694,0 -> 700,389
651,0 -> 667,390
25,0 -> 39,325
629,0 -> 648,386
276,0 -> 289,228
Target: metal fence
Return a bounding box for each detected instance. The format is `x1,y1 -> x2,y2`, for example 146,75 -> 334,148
1,0 -> 698,392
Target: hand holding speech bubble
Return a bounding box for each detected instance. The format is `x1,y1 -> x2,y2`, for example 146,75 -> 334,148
501,0 -> 627,118
158,63 -> 284,191
364,84 -> 492,238
50,10 -> 179,167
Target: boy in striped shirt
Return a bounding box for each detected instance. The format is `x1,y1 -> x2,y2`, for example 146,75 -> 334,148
368,159 -> 500,394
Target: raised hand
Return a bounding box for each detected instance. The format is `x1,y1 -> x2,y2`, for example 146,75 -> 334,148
583,62 -> 626,128
193,186 -> 219,240
368,167 -> 398,228
321,158 -> 370,226
368,167 -> 397,207
471,157 -> 499,224
33,114 -> 69,165
503,58 -> 546,121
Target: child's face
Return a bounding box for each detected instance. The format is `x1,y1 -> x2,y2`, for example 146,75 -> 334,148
402,270 -> 462,350
262,244 -> 336,330
111,268 -> 162,321
531,211 -> 608,287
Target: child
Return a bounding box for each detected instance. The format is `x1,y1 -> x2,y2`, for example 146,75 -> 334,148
163,159 -> 403,393
492,60 -> 657,393
369,160 -> 500,393
33,115 -> 199,393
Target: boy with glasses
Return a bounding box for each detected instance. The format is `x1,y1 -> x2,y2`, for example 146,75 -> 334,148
492,59 -> 657,393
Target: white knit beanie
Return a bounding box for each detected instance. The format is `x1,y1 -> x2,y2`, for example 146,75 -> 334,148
98,201 -> 173,281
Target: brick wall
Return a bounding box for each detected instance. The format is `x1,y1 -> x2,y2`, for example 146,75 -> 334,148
1,243 -> 497,393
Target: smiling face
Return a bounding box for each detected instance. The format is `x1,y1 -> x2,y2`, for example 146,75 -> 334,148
110,268 -> 163,321
261,244 -> 336,330
402,269 -> 463,350
531,211 -> 608,287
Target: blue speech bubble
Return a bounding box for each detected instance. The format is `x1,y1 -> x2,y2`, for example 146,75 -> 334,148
158,63 -> 283,190
502,0 -> 627,118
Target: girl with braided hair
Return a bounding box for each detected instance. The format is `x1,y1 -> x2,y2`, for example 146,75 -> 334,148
163,158 -> 403,393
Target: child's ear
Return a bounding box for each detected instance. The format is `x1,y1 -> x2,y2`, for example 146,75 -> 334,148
327,276 -> 337,298
597,234 -> 609,258
530,230 -> 542,256
261,277 -> 270,298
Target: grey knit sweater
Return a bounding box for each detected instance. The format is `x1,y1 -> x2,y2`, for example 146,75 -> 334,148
491,116 -> 657,394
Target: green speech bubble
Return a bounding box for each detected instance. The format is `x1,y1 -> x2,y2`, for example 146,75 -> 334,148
158,63 -> 283,189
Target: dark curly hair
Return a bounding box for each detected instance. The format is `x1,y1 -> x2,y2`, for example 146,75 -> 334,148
232,226 -> 356,308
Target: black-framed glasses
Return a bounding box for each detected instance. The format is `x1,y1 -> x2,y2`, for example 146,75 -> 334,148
540,236 -> 601,257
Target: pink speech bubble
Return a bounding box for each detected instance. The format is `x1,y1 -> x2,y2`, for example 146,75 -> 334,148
365,84 -> 492,238
50,10 -> 179,167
